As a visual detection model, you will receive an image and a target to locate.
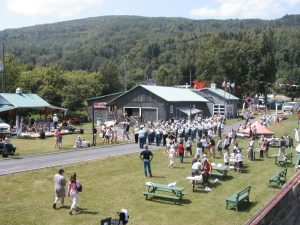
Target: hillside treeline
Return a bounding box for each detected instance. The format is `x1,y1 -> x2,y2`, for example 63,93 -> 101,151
0,15 -> 299,112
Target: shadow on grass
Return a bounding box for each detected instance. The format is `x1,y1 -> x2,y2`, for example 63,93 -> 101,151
240,201 -> 258,212
145,197 -> 192,205
254,158 -> 265,161
219,175 -> 234,181
172,166 -> 185,169
151,175 -> 166,179
75,207 -> 99,215
226,201 -> 258,212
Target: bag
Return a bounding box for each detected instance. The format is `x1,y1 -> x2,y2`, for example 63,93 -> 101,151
77,184 -> 82,192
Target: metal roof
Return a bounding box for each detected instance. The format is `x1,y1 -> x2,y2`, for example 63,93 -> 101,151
0,93 -> 51,108
198,88 -> 239,100
140,85 -> 209,102
0,104 -> 16,112
0,93 -> 67,112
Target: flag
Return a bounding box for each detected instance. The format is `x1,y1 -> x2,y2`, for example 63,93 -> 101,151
193,80 -> 208,89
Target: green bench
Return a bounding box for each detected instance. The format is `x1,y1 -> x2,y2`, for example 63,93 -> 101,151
143,182 -> 186,204
275,153 -> 293,168
226,186 -> 251,211
211,164 -> 230,177
269,168 -> 287,188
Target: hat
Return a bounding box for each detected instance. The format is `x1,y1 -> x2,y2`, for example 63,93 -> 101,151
54,114 -> 57,116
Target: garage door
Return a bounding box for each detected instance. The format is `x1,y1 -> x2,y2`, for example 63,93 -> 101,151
141,108 -> 157,123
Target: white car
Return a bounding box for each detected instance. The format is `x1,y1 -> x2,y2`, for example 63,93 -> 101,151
0,119 -> 10,132
282,102 -> 300,112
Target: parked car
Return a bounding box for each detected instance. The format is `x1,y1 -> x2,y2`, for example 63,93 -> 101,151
0,119 -> 10,132
282,102 -> 300,112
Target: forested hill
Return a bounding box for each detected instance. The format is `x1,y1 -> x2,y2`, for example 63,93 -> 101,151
0,14 -> 299,109
0,14 -> 299,71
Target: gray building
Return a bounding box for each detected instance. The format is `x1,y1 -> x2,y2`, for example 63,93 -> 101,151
195,83 -> 239,118
87,84 -> 239,123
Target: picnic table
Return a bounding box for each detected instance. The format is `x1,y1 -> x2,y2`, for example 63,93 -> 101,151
186,175 -> 203,192
143,182 -> 186,204
211,164 -> 230,177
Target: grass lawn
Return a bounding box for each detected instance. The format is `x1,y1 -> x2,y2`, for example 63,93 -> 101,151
0,115 -> 299,225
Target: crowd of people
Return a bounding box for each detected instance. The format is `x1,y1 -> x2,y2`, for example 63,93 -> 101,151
134,110 -> 300,194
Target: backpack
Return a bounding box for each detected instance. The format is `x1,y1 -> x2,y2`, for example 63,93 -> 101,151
77,183 -> 82,192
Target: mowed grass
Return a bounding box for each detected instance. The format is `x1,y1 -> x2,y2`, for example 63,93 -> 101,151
0,115 -> 299,225
7,123 -> 123,156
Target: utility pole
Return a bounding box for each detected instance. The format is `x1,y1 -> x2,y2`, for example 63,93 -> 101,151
124,59 -> 127,92
1,43 -> 4,93
189,69 -> 192,86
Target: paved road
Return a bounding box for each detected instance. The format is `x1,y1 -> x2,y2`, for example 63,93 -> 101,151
0,143 -> 154,176
0,118 -> 256,176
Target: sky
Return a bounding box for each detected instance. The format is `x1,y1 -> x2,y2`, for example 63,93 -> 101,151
0,0 -> 299,31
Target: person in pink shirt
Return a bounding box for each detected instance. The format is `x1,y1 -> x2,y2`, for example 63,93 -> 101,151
54,128 -> 62,149
67,172 -> 82,215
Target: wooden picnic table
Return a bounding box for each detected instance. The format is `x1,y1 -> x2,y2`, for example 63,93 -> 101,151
143,182 -> 186,203
211,164 -> 230,177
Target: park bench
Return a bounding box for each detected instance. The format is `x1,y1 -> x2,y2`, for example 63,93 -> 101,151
275,153 -> 293,168
226,186 -> 251,211
269,168 -> 287,189
143,182 -> 186,204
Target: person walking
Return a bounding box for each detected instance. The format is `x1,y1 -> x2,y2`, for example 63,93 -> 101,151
54,128 -> 63,149
139,144 -> 153,177
53,168 -> 66,209
178,139 -> 185,163
67,172 -> 82,215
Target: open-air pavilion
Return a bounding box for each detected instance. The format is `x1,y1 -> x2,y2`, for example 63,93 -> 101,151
0,89 -> 67,136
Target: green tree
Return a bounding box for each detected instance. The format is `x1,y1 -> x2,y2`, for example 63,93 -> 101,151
98,60 -> 122,95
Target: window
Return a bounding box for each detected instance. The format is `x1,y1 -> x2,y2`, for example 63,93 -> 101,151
170,105 -> 173,113
108,105 -> 116,112
213,104 -> 225,115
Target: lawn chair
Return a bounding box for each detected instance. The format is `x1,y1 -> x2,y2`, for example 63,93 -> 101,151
100,217 -> 112,225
